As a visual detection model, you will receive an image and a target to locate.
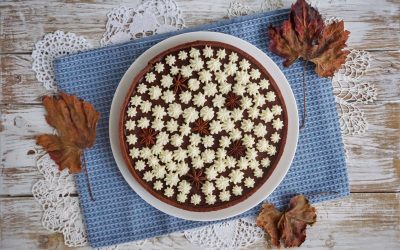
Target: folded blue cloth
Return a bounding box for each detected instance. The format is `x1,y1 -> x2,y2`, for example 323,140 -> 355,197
54,8 -> 349,248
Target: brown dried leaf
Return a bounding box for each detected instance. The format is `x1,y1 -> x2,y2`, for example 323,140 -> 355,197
36,92 -> 100,173
256,195 -> 317,248
268,0 -> 350,77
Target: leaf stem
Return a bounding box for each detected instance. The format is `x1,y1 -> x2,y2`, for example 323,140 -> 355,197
82,154 -> 95,201
299,60 -> 307,129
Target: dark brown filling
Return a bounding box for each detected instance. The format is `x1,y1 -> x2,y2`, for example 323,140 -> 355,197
119,41 -> 288,212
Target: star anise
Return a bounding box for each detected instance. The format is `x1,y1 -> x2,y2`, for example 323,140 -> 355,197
173,74 -> 188,94
138,128 -> 157,147
225,92 -> 241,109
187,169 -> 206,190
192,119 -> 209,135
228,140 -> 246,158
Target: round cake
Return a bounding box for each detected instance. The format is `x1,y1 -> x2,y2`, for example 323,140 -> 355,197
120,40 -> 288,211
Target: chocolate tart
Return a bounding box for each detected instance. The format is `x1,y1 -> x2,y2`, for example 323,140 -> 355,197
119,40 -> 288,212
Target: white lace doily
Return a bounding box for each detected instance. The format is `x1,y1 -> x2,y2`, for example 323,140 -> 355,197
32,0 -> 374,249
32,30 -> 92,90
32,153 -> 88,247
100,0 -> 185,46
184,217 -> 266,249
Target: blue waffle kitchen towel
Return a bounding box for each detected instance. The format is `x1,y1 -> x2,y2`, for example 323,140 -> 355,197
54,8 -> 349,248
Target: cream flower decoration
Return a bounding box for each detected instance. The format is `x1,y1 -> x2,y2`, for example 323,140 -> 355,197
179,91 -> 192,104
213,94 -> 226,108
204,82 -> 218,97
215,176 -> 230,190
234,70 -> 250,85
149,86 -> 162,100
266,91 -> 276,102
229,169 -> 244,184
164,187 -> 174,197
272,105 -> 283,115
193,92 -> 206,107
224,62 -> 238,76
260,108 -> 274,123
259,79 -> 270,90
135,160 -> 146,171
200,106 -> 215,121
183,107 -> 199,123
219,190 -> 231,202
137,117 -> 150,128
181,65 -> 193,78
167,103 -> 182,118
165,54 -> 176,66
209,120 -> 223,134
207,58 -> 222,72
191,194 -> 202,205
229,52 -> 239,62
125,120 -> 135,130
161,74 -> 174,88
206,194 -> 216,205
140,100 -> 152,113
126,134 -> 137,145
162,90 -> 175,103
137,83 -> 148,94
272,118 -> 284,130
166,119 -> 179,133
202,149 -> 215,164
217,49 -> 226,59
189,48 -> 201,58
154,62 -> 164,73
232,185 -> 243,196
165,172 -> 179,187
215,71 -> 228,84
242,134 -> 255,148
250,68 -> 261,80
199,70 -> 212,83
244,177 -> 255,188
203,135 -> 214,148
178,50 -> 188,60
271,132 -> 281,143
127,107 -> 137,117
188,78 -> 200,91
201,181 -> 215,196
203,46 -> 213,58
190,57 -> 204,71
130,95 -> 141,106
254,123 -> 268,137
145,72 -> 156,83
205,166 -> 218,180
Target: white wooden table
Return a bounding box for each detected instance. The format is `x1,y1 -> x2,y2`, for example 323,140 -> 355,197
0,0 -> 399,249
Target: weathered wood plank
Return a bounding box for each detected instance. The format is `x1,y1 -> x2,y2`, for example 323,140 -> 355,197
1,193 -> 399,249
0,0 -> 399,54
1,50 -> 399,104
1,101 -> 399,195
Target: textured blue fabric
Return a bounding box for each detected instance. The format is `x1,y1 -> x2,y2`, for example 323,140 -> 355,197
54,9 -> 349,248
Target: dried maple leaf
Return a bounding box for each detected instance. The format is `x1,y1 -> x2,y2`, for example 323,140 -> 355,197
256,195 -> 317,248
268,0 -> 350,77
36,92 -> 100,173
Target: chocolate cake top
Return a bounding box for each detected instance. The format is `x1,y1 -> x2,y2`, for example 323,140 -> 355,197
120,40 -> 288,212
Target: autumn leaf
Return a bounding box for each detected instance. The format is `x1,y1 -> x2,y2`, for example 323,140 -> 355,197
256,195 -> 317,248
36,92 -> 100,173
268,0 -> 350,77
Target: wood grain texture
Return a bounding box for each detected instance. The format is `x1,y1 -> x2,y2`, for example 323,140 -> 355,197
0,0 -> 399,249
1,101 -> 399,195
1,50 -> 399,104
1,193 -> 399,250
0,0 -> 399,54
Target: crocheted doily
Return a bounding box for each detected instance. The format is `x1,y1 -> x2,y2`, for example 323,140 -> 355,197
32,0 -> 374,249
31,31 -> 92,91
100,0 -> 185,46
